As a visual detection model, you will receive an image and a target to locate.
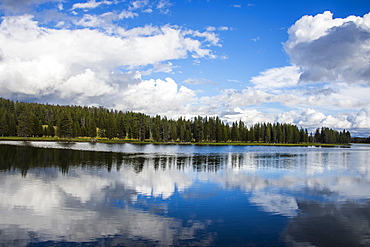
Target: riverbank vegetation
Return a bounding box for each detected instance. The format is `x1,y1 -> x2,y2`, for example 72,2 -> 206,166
0,97 -> 351,144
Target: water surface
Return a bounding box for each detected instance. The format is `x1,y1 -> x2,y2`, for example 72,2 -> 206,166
1,141 -> 370,246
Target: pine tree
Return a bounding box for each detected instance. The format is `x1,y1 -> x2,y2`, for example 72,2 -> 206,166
47,123 -> 55,137
57,110 -> 73,138
0,113 -> 8,136
265,123 -> 271,143
87,117 -> 97,138
105,113 -> 117,140
17,109 -> 35,137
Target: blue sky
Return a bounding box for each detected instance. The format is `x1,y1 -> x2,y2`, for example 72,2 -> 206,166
0,0 -> 370,136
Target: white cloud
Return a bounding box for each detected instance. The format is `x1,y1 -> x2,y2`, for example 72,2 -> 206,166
57,69 -> 117,103
156,0 -> 172,12
131,0 -> 149,10
183,77 -> 215,85
0,56 -> 64,97
0,15 -> 217,107
285,11 -> 370,85
221,106 -> 366,134
235,11 -> 370,135
0,8 -> 370,136
118,24 -> 160,37
128,0 -> 171,14
206,26 -> 216,32
218,26 -> 229,31
223,107 -> 275,125
251,66 -> 301,89
116,77 -> 196,117
141,62 -> 176,75
227,79 -> 240,83
74,11 -> 139,33
296,108 -> 352,130
202,88 -> 298,111
350,107 -> 370,129
205,26 -> 231,32
71,0 -> 113,10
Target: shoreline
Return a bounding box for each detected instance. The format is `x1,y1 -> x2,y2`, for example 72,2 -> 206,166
0,136 -> 351,147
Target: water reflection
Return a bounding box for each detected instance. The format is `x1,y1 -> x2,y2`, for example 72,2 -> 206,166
1,142 -> 370,246
284,201 -> 370,246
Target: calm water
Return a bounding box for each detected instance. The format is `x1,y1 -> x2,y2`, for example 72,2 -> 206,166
1,141 -> 370,247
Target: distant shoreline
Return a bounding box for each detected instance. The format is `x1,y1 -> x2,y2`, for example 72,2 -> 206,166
0,136 -> 351,147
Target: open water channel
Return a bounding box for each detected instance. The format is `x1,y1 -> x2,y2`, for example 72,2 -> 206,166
1,141 -> 370,246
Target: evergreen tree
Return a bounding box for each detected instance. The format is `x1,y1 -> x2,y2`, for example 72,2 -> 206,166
0,97 -> 353,144
265,123 -> 271,143
33,117 -> 43,137
105,113 -> 117,140
87,117 -> 97,138
47,123 -> 55,137
17,109 -> 35,137
116,113 -> 126,139
0,110 -> 9,136
57,110 -> 73,138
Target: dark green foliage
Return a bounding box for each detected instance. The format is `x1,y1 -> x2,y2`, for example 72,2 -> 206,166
0,97 -> 351,144
352,136 -> 370,143
57,110 -> 73,138
87,117 -> 97,138
47,123 -> 55,137
0,110 -> 9,136
314,127 -> 351,144
17,108 -> 35,137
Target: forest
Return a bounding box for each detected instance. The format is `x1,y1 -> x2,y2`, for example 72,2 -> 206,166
0,97 -> 351,144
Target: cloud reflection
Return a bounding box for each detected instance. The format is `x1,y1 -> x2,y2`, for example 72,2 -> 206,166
1,143 -> 370,246
0,171 -> 213,246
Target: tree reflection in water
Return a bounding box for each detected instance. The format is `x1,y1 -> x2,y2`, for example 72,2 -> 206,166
1,142 -> 370,246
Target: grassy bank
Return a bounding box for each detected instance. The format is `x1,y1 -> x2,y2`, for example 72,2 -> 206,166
0,136 -> 350,147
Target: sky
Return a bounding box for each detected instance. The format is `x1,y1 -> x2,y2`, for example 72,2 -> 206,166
0,0 -> 370,136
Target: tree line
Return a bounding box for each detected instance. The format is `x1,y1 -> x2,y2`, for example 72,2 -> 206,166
351,137 -> 370,143
0,97 -> 351,144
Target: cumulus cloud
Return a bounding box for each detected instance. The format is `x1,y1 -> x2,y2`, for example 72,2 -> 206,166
223,107 -> 275,125
350,107 -> 370,129
220,105 -> 370,135
285,11 -> 370,85
0,4 -> 370,136
116,77 -> 196,117
0,14 -> 217,109
236,11 -> 370,135
57,69 -> 117,103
